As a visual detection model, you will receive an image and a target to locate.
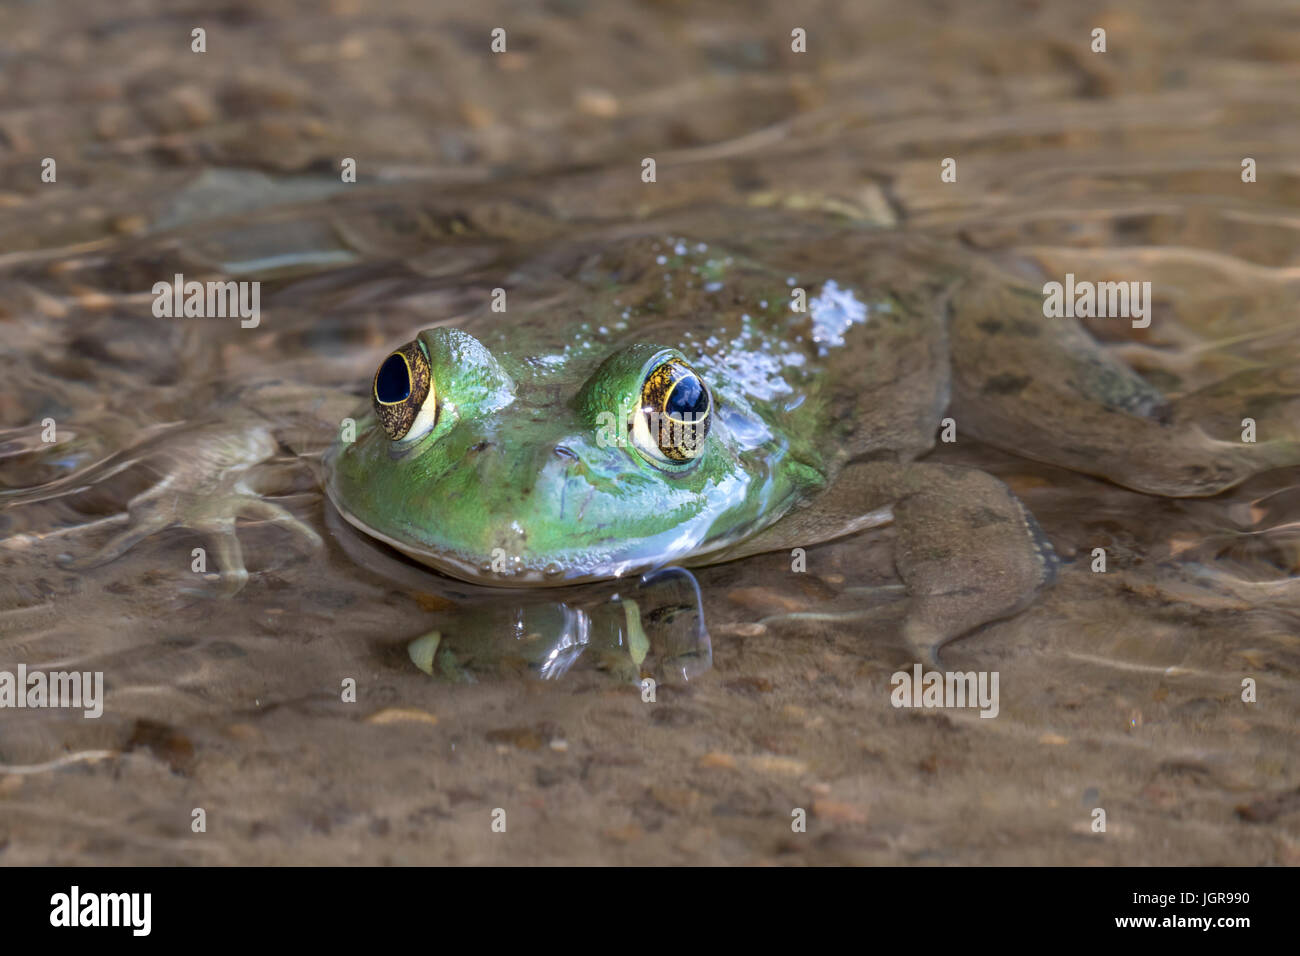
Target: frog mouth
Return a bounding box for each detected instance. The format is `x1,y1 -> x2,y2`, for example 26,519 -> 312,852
324,480 -> 664,588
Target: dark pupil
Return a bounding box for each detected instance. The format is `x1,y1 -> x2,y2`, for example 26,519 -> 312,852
667,373 -> 708,418
376,354 -> 410,404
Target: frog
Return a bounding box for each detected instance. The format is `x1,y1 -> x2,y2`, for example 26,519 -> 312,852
6,187 -> 1297,667
323,217 -> 1300,662
319,227 -> 1056,671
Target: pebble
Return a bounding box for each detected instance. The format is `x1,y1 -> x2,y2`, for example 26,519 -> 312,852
365,707 -> 439,726
221,723 -> 263,741
726,587 -> 809,614
650,785 -> 700,813
747,755 -> 809,776
167,85 -> 218,128
602,823 -> 643,843
72,286 -> 114,310
413,592 -> 457,612
812,798 -> 868,824
575,88 -> 619,118
698,752 -> 736,770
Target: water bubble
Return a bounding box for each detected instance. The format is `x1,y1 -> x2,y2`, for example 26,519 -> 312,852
809,279 -> 869,353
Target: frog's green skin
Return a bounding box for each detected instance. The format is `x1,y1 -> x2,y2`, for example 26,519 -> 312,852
325,236 -> 881,586
16,189 -> 1300,660
317,220 -> 1300,659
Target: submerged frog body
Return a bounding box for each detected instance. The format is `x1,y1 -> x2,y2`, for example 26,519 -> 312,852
11,201 -> 1298,663
302,229 -> 1058,663
320,222 -> 1296,659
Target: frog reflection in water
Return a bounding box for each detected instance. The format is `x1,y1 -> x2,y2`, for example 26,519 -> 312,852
16,216 -> 1300,671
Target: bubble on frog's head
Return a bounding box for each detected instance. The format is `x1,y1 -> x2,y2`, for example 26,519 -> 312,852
809,280 -> 868,355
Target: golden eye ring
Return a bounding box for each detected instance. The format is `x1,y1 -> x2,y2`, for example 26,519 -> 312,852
372,341 -> 435,441
635,357 -> 712,463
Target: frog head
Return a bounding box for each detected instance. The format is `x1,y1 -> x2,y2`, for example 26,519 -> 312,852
325,327 -> 814,585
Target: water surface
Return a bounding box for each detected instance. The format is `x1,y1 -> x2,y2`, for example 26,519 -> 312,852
0,0 -> 1297,864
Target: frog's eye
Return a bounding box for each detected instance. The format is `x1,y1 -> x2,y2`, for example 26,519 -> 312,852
373,341 -> 437,442
631,357 -> 712,464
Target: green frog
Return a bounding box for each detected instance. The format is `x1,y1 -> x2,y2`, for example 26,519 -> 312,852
8,188 -> 1297,666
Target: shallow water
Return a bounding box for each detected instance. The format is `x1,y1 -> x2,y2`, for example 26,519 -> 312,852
1,0 -> 1298,864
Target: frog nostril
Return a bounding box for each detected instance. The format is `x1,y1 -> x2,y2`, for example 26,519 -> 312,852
469,440 -> 492,454
553,445 -> 578,461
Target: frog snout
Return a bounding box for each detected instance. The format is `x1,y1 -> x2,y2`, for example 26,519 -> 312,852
462,440 -> 588,565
